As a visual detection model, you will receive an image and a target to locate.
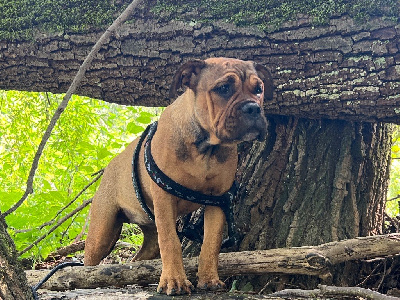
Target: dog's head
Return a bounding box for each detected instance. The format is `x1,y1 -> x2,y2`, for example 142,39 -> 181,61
170,57 -> 273,144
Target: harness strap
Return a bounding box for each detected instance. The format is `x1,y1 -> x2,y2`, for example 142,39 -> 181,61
131,123 -> 156,221
132,122 -> 240,247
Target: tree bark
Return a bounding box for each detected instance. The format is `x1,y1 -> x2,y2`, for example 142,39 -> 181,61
235,117 -> 392,251
25,234 -> 400,291
0,12 -> 399,123
0,214 -> 34,300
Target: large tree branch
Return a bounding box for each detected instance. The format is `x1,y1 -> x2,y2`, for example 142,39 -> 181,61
26,233 -> 400,291
0,14 -> 399,123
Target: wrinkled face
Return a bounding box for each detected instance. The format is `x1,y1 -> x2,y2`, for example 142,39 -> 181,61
193,58 -> 270,144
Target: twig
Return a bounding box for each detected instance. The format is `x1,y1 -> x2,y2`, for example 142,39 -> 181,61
45,240 -> 86,260
320,284 -> 398,300
387,194 -> 400,201
44,240 -> 136,261
1,0 -> 143,218
12,170 -> 103,234
74,207 -> 90,243
19,198 -> 92,255
38,170 -> 103,230
271,284 -> 398,300
377,259 -> 392,292
356,261 -> 383,287
91,169 -> 105,177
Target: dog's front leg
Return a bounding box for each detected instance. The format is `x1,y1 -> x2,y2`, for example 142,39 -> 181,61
197,205 -> 225,290
152,189 -> 193,295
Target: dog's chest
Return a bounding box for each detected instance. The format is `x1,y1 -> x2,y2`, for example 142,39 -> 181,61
177,156 -> 235,196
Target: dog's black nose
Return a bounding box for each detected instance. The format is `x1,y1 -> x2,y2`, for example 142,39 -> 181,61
241,102 -> 261,117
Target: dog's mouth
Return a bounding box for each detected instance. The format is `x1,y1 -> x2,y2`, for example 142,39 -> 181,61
216,101 -> 267,143
241,128 -> 266,142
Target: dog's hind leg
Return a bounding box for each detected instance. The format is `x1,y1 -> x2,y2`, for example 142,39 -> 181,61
132,224 -> 160,261
84,197 -> 123,266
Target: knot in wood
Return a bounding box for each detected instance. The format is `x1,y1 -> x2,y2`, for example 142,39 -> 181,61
305,252 -> 330,269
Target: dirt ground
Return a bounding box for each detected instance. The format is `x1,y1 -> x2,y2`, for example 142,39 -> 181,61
37,285 -> 282,300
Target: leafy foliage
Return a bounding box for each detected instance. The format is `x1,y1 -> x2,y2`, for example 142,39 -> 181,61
0,90 -> 161,261
387,126 -> 400,216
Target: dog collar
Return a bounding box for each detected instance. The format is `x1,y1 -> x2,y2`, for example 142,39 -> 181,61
131,122 -> 240,248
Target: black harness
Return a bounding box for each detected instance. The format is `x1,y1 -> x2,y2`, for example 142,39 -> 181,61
131,122 -> 239,248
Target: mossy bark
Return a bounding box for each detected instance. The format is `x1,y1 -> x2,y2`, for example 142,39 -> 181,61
0,14 -> 399,123
0,214 -> 34,300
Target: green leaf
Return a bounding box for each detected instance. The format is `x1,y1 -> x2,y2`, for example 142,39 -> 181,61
241,282 -> 254,292
136,114 -> 152,124
97,148 -> 113,160
42,179 -> 52,190
111,142 -> 122,149
0,191 -> 23,211
81,165 -> 95,173
127,122 -> 144,134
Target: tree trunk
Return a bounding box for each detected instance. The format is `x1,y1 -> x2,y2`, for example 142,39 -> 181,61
236,117 -> 392,250
0,214 -> 34,300
232,117 -> 392,289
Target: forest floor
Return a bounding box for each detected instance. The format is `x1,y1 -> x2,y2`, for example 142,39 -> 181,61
30,223 -> 400,300
31,250 -> 286,300
33,255 -> 284,300
37,286 -> 284,300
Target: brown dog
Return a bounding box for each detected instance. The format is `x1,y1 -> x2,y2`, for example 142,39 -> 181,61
84,57 -> 273,295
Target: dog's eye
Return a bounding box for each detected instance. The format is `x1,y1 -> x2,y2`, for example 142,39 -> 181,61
254,84 -> 263,97
213,83 -> 234,98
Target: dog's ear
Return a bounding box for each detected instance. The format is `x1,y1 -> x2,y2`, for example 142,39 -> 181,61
254,63 -> 274,101
169,60 -> 207,99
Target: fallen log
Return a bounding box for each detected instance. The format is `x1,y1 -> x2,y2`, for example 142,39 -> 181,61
26,233 -> 400,291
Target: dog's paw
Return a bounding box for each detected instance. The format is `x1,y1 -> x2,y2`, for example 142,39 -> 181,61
157,277 -> 194,295
197,278 -> 226,291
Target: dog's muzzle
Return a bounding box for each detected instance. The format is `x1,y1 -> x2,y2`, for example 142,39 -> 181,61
238,101 -> 267,142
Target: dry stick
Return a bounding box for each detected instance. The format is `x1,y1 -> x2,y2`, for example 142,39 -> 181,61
272,285 -> 399,300
45,240 -> 136,260
19,198 -> 93,255
74,206 -> 91,242
1,0 -> 143,218
46,240 -> 86,260
387,194 -> 400,201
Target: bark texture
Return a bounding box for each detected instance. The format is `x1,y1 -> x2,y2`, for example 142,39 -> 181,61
235,117 -> 392,251
0,215 -> 34,300
0,12 -> 399,123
